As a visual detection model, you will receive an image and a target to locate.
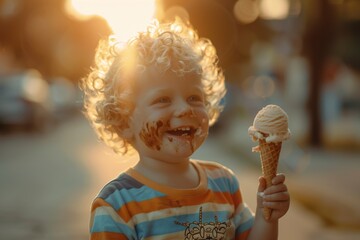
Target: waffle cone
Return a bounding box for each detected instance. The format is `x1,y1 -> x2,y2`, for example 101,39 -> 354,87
259,139 -> 282,220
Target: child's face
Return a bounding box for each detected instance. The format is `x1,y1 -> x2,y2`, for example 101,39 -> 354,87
128,72 -> 209,162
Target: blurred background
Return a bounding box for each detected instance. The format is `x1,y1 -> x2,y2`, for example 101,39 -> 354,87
0,0 -> 359,239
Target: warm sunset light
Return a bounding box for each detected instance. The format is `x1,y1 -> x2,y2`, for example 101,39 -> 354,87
66,0 -> 156,42
233,0 -> 259,24
259,0 -> 290,20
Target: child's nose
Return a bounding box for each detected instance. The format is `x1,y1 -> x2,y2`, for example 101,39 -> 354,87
174,100 -> 193,118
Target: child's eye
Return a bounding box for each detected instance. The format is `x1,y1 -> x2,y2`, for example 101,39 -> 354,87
188,95 -> 203,103
152,96 -> 171,105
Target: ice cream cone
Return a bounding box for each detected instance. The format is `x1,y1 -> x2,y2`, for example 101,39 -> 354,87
258,139 -> 282,220
248,104 -> 290,220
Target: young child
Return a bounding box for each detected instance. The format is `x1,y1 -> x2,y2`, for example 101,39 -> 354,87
82,19 -> 290,240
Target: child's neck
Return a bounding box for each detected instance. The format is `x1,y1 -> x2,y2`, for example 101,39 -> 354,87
133,156 -> 199,189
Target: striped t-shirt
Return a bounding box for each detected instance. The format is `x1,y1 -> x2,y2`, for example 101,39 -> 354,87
90,160 -> 254,240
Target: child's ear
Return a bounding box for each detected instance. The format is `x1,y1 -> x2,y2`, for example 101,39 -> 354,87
121,128 -> 134,141
120,115 -> 136,141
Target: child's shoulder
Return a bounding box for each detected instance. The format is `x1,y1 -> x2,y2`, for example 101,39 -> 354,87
96,172 -> 142,200
193,159 -> 236,178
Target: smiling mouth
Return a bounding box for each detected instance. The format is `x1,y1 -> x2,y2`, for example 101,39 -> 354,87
166,126 -> 197,137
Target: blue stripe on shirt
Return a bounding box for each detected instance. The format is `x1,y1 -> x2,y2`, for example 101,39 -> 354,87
208,177 -> 239,194
98,174 -> 143,199
91,214 -> 135,237
235,218 -> 254,235
104,185 -> 167,211
233,206 -> 253,230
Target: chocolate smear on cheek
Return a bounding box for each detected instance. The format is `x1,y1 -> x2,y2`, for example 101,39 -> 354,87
139,120 -> 165,151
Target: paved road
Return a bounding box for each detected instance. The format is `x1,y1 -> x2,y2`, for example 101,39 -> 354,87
0,116 -> 147,239
0,116 -> 92,239
0,115 -> 358,239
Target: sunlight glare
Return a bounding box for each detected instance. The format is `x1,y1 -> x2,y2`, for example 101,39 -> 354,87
259,0 -> 289,20
67,0 -> 156,42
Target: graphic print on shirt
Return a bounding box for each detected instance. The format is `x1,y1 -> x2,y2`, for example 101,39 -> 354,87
175,206 -> 230,240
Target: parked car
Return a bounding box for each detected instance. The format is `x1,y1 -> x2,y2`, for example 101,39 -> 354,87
0,69 -> 52,131
49,76 -> 81,122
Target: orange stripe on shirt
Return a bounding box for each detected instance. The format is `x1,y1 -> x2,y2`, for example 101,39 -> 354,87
91,198 -> 113,213
116,190 -> 243,222
179,191 -> 237,206
197,161 -> 226,171
232,190 -> 243,206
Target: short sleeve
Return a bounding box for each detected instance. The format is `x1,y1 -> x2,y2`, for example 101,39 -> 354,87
90,198 -> 136,240
228,171 -> 254,240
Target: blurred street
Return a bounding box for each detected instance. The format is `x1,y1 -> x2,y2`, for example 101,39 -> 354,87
1,0 -> 360,239
1,115 -> 359,240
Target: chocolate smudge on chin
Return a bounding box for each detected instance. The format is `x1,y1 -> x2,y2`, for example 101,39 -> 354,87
189,139 -> 194,153
139,120 -> 166,151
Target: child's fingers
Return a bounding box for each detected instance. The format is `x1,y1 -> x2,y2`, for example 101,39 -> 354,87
257,177 -> 267,207
258,176 -> 267,192
264,183 -> 288,195
271,173 -> 285,185
263,200 -> 289,210
263,192 -> 290,202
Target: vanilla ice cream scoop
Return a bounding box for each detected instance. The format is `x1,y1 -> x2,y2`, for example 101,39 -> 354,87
248,104 -> 291,143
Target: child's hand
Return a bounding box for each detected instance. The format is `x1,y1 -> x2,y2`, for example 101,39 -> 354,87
257,173 -> 290,221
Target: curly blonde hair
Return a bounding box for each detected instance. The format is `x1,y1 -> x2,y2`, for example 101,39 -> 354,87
81,19 -> 226,155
